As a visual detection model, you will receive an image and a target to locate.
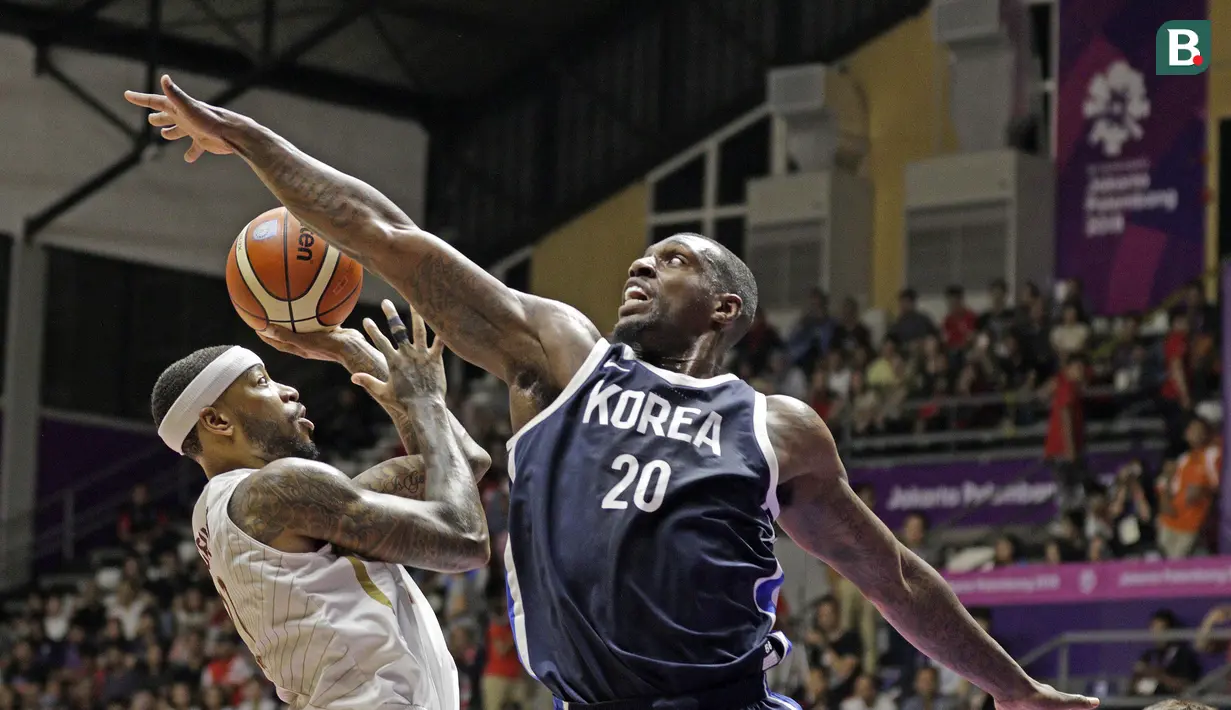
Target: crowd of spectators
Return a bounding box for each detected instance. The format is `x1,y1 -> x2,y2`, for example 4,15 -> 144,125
733,279 -> 1220,451
0,276 -> 1222,710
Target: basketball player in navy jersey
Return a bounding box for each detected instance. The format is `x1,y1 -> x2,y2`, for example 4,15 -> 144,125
127,76 -> 1099,710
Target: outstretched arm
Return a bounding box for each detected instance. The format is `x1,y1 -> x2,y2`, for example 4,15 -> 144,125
767,396 -> 1098,710
125,77 -> 599,386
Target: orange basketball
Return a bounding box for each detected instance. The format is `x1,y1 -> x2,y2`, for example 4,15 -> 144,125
225,207 -> 363,333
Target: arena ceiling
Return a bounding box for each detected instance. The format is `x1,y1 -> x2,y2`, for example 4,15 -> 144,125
0,0 -> 931,265
0,0 -> 628,127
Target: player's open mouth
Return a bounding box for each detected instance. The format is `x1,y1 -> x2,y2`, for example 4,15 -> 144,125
622,284 -> 651,305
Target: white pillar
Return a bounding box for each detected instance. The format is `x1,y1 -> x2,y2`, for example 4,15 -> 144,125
1,238 -> 48,587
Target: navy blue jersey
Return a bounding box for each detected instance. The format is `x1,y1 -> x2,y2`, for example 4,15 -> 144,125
504,339 -> 790,704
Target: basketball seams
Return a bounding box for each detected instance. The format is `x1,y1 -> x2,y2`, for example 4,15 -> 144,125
243,219 -> 288,302
290,234 -> 331,301
237,235 -> 293,322
281,213 -> 297,333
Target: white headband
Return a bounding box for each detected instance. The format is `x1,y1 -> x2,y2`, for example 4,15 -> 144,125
158,346 -> 264,453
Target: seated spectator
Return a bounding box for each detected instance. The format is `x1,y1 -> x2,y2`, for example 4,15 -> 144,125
984,535 -> 1021,570
899,513 -> 942,569
199,635 -> 252,697
788,288 -> 836,369
888,289 -> 938,347
71,580 -> 107,635
106,581 -> 147,642
117,484 -> 167,554
848,371 -> 883,436
1156,416 -> 1221,559
840,674 -> 896,710
834,297 -> 873,355
995,332 -> 1037,393
1053,511 -> 1088,562
1016,299 -> 1056,379
1050,304 -> 1090,360
942,286 -> 977,352
736,309 -> 783,373
768,348 -> 809,400
449,622 -> 484,710
826,349 -> 854,401
804,596 -> 863,707
809,367 -> 845,423
977,279 -> 1015,342
1175,280 -> 1218,337
1014,281 -> 1043,328
901,667 -> 956,710
1131,610 -> 1201,696
806,667 -> 833,710
232,678 -> 277,710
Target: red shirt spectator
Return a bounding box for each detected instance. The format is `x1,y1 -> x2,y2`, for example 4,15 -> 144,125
942,286 -> 977,350
1161,314 -> 1191,405
1045,359 -> 1086,460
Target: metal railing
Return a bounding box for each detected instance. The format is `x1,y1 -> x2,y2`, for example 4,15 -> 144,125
1017,628 -> 1231,708
834,385 -> 1162,457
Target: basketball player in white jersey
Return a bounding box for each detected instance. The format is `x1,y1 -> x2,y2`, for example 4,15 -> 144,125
151,301 -> 489,710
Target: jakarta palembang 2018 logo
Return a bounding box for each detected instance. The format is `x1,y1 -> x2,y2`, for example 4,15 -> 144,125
1082,60 -> 1151,158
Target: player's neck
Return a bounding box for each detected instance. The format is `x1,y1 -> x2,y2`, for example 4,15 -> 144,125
637,335 -> 726,378
200,451 -> 269,478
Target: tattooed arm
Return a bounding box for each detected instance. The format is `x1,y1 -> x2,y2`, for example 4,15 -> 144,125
126,77 -> 598,387
229,456 -> 487,572
767,396 -> 1098,710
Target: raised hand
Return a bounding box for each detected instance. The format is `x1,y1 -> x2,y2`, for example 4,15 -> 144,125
123,75 -> 244,162
351,300 -> 446,408
258,326 -> 389,380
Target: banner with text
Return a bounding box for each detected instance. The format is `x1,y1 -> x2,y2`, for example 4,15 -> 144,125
1055,0 -> 1207,313
946,556 -> 1231,606
849,450 -> 1157,530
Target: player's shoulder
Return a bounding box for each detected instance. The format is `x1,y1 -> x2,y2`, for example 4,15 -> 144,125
228,458 -> 356,543
516,293 -> 603,386
764,394 -> 826,429
764,395 -> 840,482
235,458 -> 352,501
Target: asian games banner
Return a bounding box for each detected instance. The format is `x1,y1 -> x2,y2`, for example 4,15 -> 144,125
1055,0 -> 1207,314
946,556 -> 1231,606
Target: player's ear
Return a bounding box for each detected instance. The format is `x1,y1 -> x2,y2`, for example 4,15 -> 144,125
198,407 -> 234,438
712,293 -> 742,329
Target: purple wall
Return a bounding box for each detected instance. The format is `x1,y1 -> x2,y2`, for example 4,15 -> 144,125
0,413 -> 179,543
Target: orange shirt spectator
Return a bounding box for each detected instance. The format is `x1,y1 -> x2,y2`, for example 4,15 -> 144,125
1045,359 -> 1086,461
1157,417 -> 1220,559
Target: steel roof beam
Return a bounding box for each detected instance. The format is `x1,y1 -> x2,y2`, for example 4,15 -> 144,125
0,0 -> 441,125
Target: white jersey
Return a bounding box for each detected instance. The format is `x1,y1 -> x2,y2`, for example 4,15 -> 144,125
191,469 -> 458,710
